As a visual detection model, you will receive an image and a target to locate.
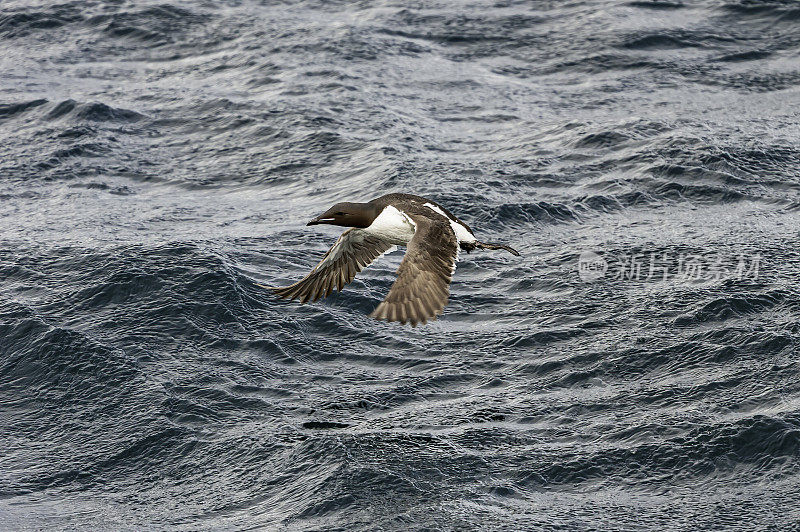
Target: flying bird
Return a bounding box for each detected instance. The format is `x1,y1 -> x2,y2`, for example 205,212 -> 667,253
265,193 -> 519,326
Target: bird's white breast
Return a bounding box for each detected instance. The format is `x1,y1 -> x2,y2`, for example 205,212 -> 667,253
365,205 -> 417,245
423,202 -> 476,244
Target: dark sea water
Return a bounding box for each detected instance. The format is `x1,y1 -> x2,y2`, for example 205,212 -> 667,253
2,0 -> 800,530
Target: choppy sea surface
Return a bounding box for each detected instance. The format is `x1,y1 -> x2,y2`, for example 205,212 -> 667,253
2,1 -> 800,529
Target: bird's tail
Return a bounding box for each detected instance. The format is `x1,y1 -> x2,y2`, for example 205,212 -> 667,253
476,241 -> 521,256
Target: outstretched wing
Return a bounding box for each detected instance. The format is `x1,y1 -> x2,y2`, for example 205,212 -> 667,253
270,229 -> 395,303
371,217 -> 458,326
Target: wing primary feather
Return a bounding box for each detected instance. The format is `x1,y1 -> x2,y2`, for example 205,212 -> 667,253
269,230 -> 394,305
370,216 -> 458,326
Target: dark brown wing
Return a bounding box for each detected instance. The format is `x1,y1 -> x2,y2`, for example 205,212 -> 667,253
270,229 -> 395,303
370,217 -> 458,326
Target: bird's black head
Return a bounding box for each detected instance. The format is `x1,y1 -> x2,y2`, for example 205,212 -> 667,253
307,202 -> 378,228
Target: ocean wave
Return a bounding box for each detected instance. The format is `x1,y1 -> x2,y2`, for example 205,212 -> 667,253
3,0 -> 800,528
46,100 -> 145,122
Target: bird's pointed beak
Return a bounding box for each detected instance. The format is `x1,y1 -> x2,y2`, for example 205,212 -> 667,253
307,215 -> 335,226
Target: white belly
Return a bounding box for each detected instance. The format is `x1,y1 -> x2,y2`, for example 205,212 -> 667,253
365,205 -> 416,245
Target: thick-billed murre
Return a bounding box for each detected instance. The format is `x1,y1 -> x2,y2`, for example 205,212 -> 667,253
265,193 -> 520,326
